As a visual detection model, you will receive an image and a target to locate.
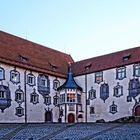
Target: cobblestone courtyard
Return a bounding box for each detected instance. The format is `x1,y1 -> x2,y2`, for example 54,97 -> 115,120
0,123 -> 139,140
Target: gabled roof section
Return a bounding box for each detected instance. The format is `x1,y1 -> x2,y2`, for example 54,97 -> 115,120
0,31 -> 73,78
57,64 -> 82,91
72,47 -> 140,76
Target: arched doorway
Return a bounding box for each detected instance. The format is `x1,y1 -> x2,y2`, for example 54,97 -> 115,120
135,105 -> 140,116
68,113 -> 75,123
45,111 -> 52,122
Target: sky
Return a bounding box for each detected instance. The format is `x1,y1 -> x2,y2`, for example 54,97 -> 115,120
1,0 -> 140,61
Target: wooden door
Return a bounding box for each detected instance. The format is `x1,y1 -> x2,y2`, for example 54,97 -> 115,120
45,111 -> 52,122
68,113 -> 75,123
135,106 -> 140,116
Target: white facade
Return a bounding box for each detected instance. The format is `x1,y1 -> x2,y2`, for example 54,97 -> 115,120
0,61 -> 140,123
0,31 -> 140,123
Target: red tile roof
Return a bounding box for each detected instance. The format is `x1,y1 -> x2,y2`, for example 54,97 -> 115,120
72,47 -> 140,76
0,31 -> 73,78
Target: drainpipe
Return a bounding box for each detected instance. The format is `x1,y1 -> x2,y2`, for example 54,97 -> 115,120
24,70 -> 27,123
85,74 -> 87,123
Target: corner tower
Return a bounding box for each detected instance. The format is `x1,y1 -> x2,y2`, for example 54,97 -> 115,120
57,64 -> 84,123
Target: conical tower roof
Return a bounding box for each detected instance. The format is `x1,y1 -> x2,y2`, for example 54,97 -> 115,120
57,64 -> 82,91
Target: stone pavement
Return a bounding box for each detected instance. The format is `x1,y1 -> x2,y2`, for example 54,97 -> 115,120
0,123 -> 139,140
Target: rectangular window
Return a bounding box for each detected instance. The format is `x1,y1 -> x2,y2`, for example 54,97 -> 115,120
17,93 -> 22,101
134,64 -> 140,77
28,76 -> 34,84
0,91 -> 5,98
0,69 -> 4,80
116,67 -> 126,80
90,107 -> 95,114
17,108 -> 22,114
41,79 -> 47,87
16,107 -> 24,117
95,71 -> 103,84
11,73 -> 18,81
77,94 -> 81,103
67,94 -> 75,102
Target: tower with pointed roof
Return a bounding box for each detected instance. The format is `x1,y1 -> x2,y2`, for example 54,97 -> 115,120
57,64 -> 84,123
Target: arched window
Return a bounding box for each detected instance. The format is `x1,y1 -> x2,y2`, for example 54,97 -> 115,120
0,67 -> 5,80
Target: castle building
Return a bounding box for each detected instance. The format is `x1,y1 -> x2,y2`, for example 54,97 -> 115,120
0,30 -> 140,123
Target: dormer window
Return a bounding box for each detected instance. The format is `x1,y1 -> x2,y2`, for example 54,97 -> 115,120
49,63 -> 57,71
122,54 -> 131,61
0,67 -> 5,80
85,62 -> 92,71
10,69 -> 20,84
27,73 -> 35,86
19,55 -> 28,63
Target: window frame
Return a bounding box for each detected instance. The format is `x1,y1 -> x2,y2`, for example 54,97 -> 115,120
0,91 -> 5,99
53,79 -> 60,90
44,94 -> 51,105
133,63 -> 140,77
77,94 -> 81,103
88,87 -> 96,100
15,106 -> 24,117
27,73 -> 36,86
15,86 -> 24,104
90,106 -> 95,114
67,94 -> 76,103
100,83 -> 109,102
53,93 -> 59,106
116,67 -> 126,80
10,69 -> 20,84
109,101 -> 117,114
60,94 -> 65,104
0,67 -> 5,81
114,82 -> 123,97
95,71 -> 103,84
30,89 -> 39,105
